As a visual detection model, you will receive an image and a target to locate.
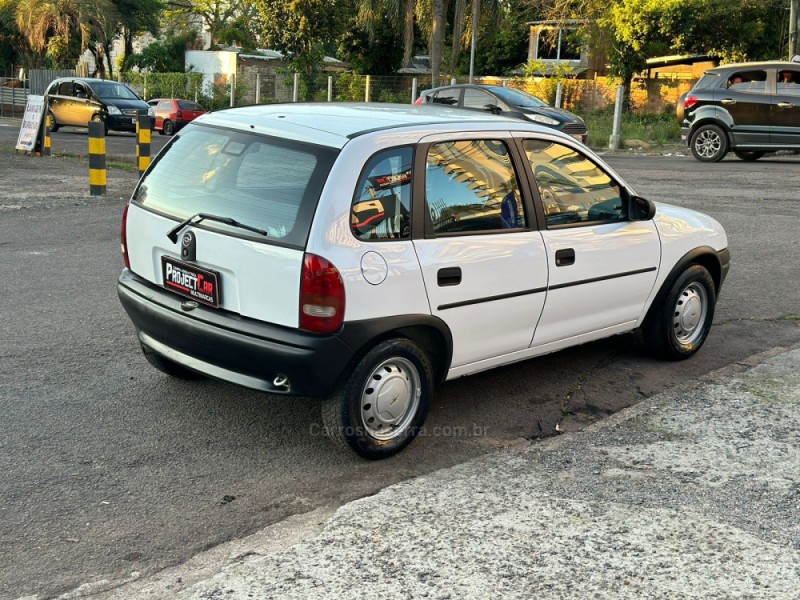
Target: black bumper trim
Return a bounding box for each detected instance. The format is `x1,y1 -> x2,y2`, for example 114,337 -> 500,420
118,270 -> 355,397
718,247 -> 731,287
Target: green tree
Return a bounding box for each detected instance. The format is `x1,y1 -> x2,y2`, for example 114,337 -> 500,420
165,0 -> 255,47
13,0 -> 81,67
338,13 -> 404,74
356,0 -> 417,69
128,27 -> 198,72
0,0 -> 22,74
540,0 -> 787,100
116,0 -> 163,72
255,0 -> 344,93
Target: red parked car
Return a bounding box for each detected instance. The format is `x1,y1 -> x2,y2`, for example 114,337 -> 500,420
147,98 -> 206,136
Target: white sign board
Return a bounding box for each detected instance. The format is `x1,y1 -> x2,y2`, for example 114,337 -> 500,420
15,94 -> 46,152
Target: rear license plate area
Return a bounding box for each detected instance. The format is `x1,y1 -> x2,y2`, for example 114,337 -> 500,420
161,256 -> 220,308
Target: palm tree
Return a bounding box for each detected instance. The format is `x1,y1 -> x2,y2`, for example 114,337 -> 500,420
357,0 -> 416,68
14,0 -> 80,63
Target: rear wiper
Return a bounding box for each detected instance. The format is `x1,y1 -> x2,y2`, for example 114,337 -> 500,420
167,213 -> 268,243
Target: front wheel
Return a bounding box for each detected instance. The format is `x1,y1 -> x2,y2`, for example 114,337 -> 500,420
47,110 -> 59,132
734,151 -> 765,161
321,339 -> 433,459
643,265 -> 716,360
690,124 -> 728,162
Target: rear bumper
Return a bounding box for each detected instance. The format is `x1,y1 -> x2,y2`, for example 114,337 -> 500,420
117,269 -> 356,397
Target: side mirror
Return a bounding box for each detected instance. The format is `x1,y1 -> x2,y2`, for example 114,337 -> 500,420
482,104 -> 501,114
630,195 -> 656,221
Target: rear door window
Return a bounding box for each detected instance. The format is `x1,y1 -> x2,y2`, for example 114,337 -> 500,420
178,100 -> 203,111
725,70 -> 768,93
432,88 -> 460,106
462,88 -> 497,110
425,139 -> 526,234
134,125 -> 338,248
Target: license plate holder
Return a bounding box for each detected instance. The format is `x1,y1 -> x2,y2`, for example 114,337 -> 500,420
161,256 -> 221,308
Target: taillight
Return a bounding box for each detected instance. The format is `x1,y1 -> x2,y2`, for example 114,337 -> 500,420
176,110 -> 182,118
299,253 -> 345,333
121,203 -> 130,269
413,96 -> 424,106
684,95 -> 698,110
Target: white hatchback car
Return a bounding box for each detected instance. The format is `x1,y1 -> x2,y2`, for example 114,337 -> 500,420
118,103 -> 730,459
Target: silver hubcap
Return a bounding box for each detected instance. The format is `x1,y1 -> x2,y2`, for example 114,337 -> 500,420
695,130 -> 721,158
673,282 -> 708,346
360,357 -> 421,441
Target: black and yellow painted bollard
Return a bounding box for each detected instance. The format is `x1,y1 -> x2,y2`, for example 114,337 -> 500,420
88,121 -> 106,196
43,113 -> 51,157
136,114 -> 153,178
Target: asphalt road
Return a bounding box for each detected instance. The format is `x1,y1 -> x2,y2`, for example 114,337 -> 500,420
1,150 -> 798,599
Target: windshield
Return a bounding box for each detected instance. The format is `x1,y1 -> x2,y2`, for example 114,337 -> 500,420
87,81 -> 140,100
134,125 -> 338,248
491,87 -> 548,108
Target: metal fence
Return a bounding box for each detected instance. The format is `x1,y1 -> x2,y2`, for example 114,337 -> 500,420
29,69 -> 75,95
0,78 -> 29,117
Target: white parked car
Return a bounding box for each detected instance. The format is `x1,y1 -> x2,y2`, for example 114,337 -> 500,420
118,103 -> 730,459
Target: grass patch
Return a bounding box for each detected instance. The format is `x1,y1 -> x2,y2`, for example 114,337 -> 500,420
583,111 -> 681,150
107,161 -> 134,171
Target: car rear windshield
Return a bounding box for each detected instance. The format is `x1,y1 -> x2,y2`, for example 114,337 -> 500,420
134,124 -> 339,249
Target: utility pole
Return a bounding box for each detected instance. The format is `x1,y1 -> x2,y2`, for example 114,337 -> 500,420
469,0 -> 479,83
791,0 -> 799,58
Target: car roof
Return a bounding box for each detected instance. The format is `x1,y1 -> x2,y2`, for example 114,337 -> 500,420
709,60 -> 800,72
196,102 -> 530,148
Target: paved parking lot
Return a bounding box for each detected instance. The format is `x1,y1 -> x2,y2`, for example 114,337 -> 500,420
0,148 -> 798,599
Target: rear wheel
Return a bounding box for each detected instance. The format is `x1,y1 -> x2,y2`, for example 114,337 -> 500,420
163,119 -> 175,136
321,339 -> 433,459
734,151 -> 765,161
142,345 -> 201,379
690,124 -> 728,162
643,265 -> 716,360
47,110 -> 59,132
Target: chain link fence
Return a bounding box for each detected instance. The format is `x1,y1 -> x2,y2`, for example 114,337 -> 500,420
116,70 -> 690,118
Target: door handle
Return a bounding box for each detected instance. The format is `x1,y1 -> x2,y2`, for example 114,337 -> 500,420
437,267 -> 462,286
555,248 -> 575,267
720,98 -> 736,105
777,102 -> 795,108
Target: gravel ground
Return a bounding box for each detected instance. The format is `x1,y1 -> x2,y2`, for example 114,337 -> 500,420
0,152 -> 136,211
72,346 -> 800,600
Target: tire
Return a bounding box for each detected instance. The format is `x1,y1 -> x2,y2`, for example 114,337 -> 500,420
142,345 -> 202,380
643,264 -> 716,360
321,339 -> 433,459
690,124 -> 728,162
163,119 -> 175,136
47,110 -> 59,132
734,151 -> 765,161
